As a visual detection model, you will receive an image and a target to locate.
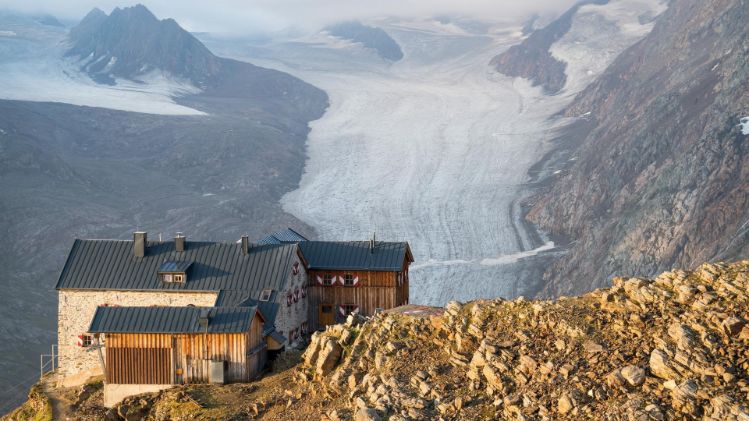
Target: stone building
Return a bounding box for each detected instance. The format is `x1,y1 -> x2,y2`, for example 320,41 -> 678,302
56,232 -> 307,387
55,229 -> 412,391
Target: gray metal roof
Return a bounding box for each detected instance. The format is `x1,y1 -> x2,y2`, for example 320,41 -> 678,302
215,290 -> 280,332
88,306 -> 259,334
56,240 -> 297,292
298,241 -> 413,271
257,228 -> 308,245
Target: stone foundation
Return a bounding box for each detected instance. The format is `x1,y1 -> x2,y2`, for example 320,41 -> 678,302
104,383 -> 174,407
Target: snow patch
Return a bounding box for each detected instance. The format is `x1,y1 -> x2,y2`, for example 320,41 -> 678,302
740,116 -> 749,135
480,242 -> 556,266
0,30 -> 16,37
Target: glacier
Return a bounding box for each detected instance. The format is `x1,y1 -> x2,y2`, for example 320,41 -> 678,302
204,0 -> 668,306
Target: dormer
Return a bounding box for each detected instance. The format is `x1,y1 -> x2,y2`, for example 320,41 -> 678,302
158,261 -> 193,283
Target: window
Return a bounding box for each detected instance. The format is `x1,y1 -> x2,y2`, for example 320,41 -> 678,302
344,274 -> 354,286
321,305 -> 333,314
78,334 -> 93,348
259,289 -> 273,302
173,274 -> 184,283
162,274 -> 173,282
323,274 -> 334,286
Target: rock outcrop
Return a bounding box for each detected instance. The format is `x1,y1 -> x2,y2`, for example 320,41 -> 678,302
490,0 -> 608,94
301,261 -> 749,420
527,0 -> 749,296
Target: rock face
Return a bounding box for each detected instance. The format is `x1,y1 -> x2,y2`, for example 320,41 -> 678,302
490,0 -> 609,94
527,0 -> 749,296
301,261 -> 749,420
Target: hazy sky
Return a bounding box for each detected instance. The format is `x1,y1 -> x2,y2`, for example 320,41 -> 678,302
0,0 -> 577,35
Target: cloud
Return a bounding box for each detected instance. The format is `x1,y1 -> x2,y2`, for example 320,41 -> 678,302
0,0 -> 577,35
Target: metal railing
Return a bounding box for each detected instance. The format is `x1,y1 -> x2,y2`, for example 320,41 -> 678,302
39,344 -> 57,380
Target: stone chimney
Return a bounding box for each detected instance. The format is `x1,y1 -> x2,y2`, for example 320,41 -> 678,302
133,231 -> 147,257
175,232 -> 185,252
241,235 -> 249,255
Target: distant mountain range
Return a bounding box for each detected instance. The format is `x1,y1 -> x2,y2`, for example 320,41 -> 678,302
325,21 -> 404,62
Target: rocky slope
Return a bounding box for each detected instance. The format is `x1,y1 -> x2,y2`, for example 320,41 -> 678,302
12,261 -> 748,420
325,21 -> 404,62
526,0 -> 749,296
490,0 -> 609,94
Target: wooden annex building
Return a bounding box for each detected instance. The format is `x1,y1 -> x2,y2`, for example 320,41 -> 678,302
299,240 -> 414,328
88,306 -> 266,406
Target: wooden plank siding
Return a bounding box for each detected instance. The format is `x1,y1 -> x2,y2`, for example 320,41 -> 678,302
103,315 -> 266,385
308,266 -> 410,330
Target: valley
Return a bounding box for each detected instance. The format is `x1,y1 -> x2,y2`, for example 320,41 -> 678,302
203,0 -> 666,306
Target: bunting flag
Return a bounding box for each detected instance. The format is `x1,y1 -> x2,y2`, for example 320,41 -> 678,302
316,275 -> 324,285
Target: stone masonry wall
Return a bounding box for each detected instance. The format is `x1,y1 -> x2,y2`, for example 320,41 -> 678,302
275,255 -> 309,346
57,290 -> 217,383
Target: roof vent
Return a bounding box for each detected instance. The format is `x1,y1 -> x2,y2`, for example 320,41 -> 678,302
133,231 -> 147,257
175,232 -> 185,252
241,235 -> 249,255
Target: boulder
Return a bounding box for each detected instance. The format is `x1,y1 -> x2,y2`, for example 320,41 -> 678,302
620,365 -> 646,387
316,337 -> 343,377
649,349 -> 676,380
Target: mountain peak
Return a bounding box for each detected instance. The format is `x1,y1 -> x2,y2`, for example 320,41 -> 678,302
66,4 -> 219,86
110,4 -> 158,22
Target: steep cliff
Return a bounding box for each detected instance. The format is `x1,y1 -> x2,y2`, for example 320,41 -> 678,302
526,0 -> 749,296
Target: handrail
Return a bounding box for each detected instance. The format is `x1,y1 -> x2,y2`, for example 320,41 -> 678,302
39,344 -> 58,380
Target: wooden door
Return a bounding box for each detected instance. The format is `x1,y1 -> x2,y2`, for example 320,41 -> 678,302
319,304 -> 335,327
106,348 -> 171,384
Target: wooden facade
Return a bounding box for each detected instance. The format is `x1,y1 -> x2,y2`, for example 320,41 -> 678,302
102,315 -> 265,385
308,260 -> 410,330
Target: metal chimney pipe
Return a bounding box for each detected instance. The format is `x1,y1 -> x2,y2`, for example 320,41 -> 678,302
175,232 -> 185,252
133,231 -> 147,257
241,235 -> 249,255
